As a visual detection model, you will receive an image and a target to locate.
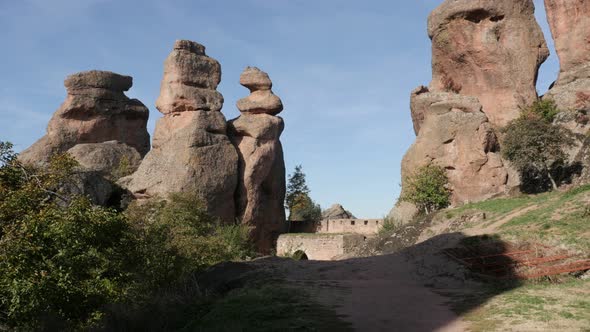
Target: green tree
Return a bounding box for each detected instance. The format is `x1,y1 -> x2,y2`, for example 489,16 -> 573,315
502,115 -> 574,191
401,164 -> 451,214
289,193 -> 322,222
285,165 -> 310,217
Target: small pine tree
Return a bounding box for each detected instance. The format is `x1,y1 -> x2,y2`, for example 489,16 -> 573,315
285,165 -> 310,215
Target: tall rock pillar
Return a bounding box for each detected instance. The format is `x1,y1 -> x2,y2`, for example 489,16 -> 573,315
228,67 -> 287,254
122,40 -> 238,223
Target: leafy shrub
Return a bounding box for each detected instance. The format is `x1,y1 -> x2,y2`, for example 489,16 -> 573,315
401,164 -> 451,214
502,115 -> 574,191
0,198 -> 136,329
0,143 -> 138,329
0,142 -> 254,330
125,193 -> 254,289
520,99 -> 560,123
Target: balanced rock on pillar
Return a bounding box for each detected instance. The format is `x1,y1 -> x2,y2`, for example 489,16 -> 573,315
228,67 -> 287,254
121,40 -> 238,223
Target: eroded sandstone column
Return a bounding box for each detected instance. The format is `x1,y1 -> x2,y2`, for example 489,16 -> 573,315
19,70 -> 150,165
122,40 -> 238,223
428,0 -> 549,127
228,67 -> 287,254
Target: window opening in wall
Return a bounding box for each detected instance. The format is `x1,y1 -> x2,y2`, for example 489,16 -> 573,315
351,220 -> 355,225
364,220 -> 368,225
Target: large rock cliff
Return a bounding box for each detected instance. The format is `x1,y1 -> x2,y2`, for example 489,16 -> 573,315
428,0 -> 549,128
543,0 -> 590,174
397,0 -> 547,216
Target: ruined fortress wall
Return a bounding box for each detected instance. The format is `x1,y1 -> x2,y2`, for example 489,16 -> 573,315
318,219 -> 382,235
276,234 -> 365,260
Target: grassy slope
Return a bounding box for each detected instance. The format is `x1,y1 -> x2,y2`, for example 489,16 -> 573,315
436,185 -> 590,331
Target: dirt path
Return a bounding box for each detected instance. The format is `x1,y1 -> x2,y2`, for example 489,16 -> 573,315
465,205 -> 538,236
254,234 -> 474,331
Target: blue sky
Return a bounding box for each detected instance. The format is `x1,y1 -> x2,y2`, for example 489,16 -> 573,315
0,0 -> 559,218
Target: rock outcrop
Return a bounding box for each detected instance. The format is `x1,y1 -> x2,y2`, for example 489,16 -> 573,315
19,70 -> 150,165
394,0 -> 549,214
543,0 -> 590,112
228,67 -> 286,254
402,88 -> 514,205
428,0 -> 549,128
322,204 -> 356,220
67,141 -> 142,176
544,0 -> 590,89
122,40 -> 238,223
542,0 -> 590,184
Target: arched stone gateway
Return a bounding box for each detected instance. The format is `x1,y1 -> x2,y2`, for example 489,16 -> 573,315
276,234 -> 366,261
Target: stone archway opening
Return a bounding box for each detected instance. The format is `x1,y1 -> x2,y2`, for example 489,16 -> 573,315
293,250 -> 308,260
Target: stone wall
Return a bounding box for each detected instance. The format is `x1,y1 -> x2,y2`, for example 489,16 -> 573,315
276,233 -> 366,261
318,219 -> 383,235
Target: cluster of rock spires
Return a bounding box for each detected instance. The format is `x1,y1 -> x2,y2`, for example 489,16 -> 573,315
393,0 -> 590,222
20,40 -> 286,253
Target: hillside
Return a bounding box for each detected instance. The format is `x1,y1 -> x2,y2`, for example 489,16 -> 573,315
372,186 -> 590,331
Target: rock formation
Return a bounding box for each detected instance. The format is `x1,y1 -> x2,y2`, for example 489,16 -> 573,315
544,0 -> 590,112
543,0 -> 590,183
544,0 -> 590,90
394,0 -> 549,215
121,40 -> 238,223
17,71 -> 149,206
67,141 -> 142,176
322,204 -> 356,220
428,0 -> 548,128
402,88 -> 514,206
228,67 -> 286,254
19,70 -> 150,165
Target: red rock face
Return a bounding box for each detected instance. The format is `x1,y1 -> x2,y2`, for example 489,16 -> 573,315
122,40 -> 238,223
428,0 -> 549,127
543,0 -> 590,184
543,0 -> 590,113
545,0 -> 590,84
228,67 -> 287,254
19,70 -> 150,166
403,89 -> 515,206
